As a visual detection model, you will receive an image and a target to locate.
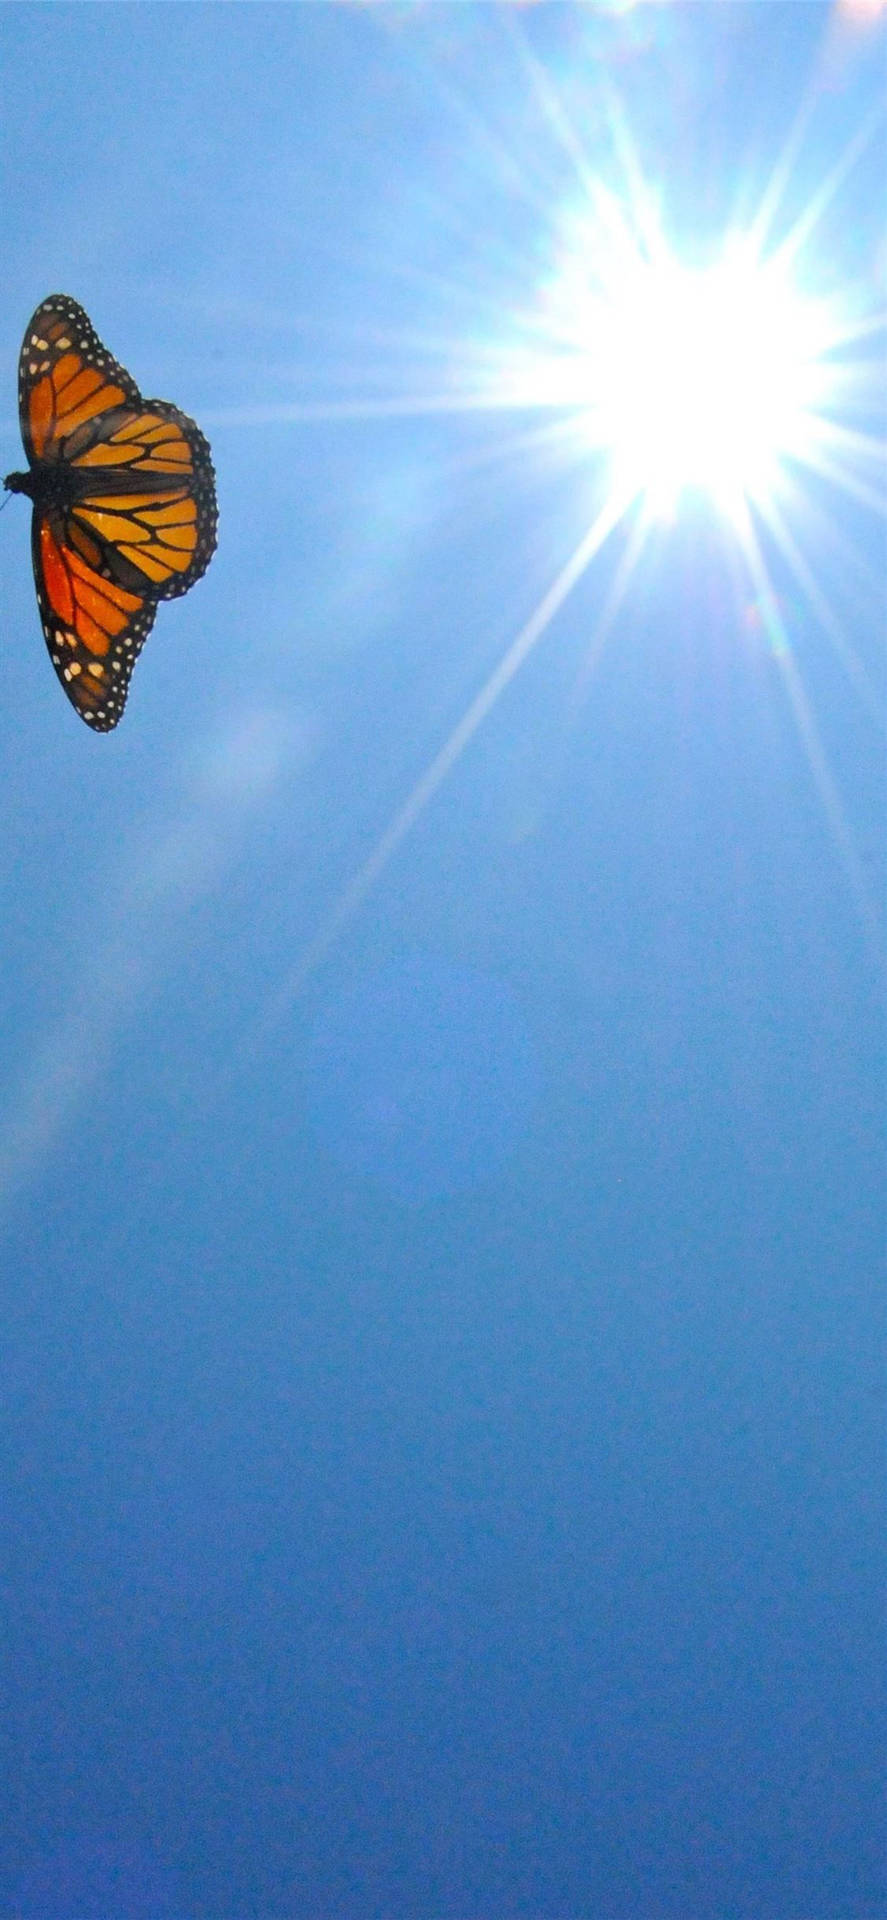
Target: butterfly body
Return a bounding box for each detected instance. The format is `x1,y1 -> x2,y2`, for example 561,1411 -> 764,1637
5,295 -> 217,730
5,462 -> 72,505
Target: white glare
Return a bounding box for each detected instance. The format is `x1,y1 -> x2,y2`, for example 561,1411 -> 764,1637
250,106 -> 883,1028
582,248 -> 833,517
522,229 -> 839,524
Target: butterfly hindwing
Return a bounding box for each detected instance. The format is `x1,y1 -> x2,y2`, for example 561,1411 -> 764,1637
10,294 -> 217,731
30,501 -> 159,731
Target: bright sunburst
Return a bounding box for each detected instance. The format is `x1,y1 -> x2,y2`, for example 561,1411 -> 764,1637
491,179 -> 851,531
261,49 -> 885,1010
568,242 -> 836,520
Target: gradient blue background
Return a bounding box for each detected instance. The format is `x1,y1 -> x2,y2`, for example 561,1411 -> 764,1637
0,5 -> 884,1916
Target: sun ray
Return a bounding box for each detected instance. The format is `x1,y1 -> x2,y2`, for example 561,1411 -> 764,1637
567,508 -> 652,717
773,103 -> 885,273
730,495 -> 880,938
756,488 -> 887,731
211,392 -> 550,429
261,485 -> 633,1022
505,18 -> 601,201
745,81 -> 821,260
234,65 -> 883,1023
776,647 -> 880,942
794,422 -> 887,518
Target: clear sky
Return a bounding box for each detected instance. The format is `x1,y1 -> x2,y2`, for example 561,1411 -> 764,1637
0,4 -> 884,1916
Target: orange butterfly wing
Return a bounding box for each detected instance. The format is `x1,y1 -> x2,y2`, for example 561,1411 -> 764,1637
15,294 -> 217,730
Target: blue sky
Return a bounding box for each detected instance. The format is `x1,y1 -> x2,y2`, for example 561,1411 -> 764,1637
0,4 -> 884,1916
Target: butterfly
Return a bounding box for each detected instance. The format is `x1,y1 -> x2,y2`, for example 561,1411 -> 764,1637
4,294 -> 217,731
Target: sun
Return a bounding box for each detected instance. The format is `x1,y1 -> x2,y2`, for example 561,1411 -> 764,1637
257,97 -> 884,1010
571,241 -> 836,522
494,189 -> 844,530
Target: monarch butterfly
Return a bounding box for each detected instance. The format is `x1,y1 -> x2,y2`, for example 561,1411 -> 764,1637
4,294 -> 217,731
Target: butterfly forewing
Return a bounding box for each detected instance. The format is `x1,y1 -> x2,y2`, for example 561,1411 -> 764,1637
18,295 -> 141,466
11,294 -> 217,730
